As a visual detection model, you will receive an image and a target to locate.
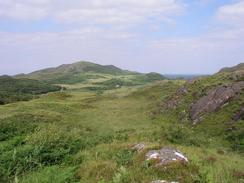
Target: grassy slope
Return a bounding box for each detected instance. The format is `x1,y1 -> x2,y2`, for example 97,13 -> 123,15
0,76 -> 61,105
0,78 -> 243,183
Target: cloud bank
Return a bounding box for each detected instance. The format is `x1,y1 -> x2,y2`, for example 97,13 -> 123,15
0,0 -> 243,74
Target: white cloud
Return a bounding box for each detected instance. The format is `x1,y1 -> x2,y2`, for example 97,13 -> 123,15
0,27 -> 141,75
0,0 -> 49,20
144,1 -> 244,73
0,0 -> 184,25
0,1 -> 244,75
216,0 -> 244,26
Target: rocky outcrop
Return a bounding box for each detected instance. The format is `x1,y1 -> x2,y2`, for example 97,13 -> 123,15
146,147 -> 188,167
190,81 -> 244,123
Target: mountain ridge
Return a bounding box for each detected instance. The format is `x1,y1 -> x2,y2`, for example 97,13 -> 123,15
17,61 -> 134,76
15,61 -> 165,84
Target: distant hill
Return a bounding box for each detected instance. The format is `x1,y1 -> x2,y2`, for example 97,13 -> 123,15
16,61 -> 136,84
219,63 -> 244,73
164,74 -> 205,80
145,72 -> 166,81
16,61 -> 166,85
0,76 -> 61,104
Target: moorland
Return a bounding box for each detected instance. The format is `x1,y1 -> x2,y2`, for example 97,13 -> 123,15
0,61 -> 243,183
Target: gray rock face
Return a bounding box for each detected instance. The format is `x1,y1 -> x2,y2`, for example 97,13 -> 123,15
190,81 -> 244,122
146,147 -> 188,166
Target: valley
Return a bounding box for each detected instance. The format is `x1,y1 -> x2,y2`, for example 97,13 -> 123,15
0,62 -> 243,183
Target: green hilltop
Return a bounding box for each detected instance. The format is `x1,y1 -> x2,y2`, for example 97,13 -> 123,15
16,61 -> 166,85
0,62 -> 243,183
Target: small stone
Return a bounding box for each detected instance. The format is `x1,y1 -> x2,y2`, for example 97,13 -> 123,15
151,180 -> 179,183
132,143 -> 146,152
151,181 -> 168,183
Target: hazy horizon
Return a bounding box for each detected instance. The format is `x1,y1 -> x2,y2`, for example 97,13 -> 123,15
0,59 -> 236,76
1,0 -> 244,75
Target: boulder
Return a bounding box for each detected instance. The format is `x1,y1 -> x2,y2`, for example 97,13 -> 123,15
190,81 -> 244,123
146,147 -> 188,167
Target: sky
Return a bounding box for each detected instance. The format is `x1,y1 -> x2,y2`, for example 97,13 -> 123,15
0,0 -> 244,75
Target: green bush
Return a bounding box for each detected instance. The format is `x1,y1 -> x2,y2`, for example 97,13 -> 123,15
226,122 -> 244,152
19,166 -> 78,183
164,125 -> 207,147
0,114 -> 38,141
114,150 -> 134,166
0,76 -> 61,104
112,166 -> 131,183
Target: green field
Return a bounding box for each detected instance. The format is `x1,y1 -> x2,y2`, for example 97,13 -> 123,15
0,77 -> 243,183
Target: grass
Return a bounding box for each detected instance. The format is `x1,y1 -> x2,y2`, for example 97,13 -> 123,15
0,78 -> 243,183
0,76 -> 61,104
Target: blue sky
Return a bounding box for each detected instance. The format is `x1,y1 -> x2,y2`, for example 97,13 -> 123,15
0,0 -> 243,75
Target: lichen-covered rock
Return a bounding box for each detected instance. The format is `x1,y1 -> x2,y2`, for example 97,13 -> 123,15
146,147 -> 188,167
190,81 -> 244,123
131,143 -> 146,152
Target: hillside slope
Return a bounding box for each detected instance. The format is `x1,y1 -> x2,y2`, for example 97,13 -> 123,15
161,63 -> 244,151
0,76 -> 61,104
219,63 -> 244,73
